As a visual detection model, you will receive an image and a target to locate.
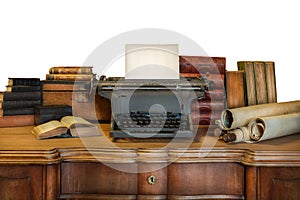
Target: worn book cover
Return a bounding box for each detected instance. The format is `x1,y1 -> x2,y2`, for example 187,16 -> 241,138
264,61 -> 277,103
226,71 -> 245,108
3,91 -> 41,101
253,61 -> 268,104
237,61 -> 256,106
0,115 -> 35,127
49,66 -> 93,74
46,74 -> 96,81
7,78 -> 40,86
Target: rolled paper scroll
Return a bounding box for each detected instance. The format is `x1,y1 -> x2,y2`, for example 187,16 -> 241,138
217,100 -> 300,130
221,126 -> 251,143
247,112 -> 300,143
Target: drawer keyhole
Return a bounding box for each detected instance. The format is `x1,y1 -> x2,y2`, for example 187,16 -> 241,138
147,175 -> 156,185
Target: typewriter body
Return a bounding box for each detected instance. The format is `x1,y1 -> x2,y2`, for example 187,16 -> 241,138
98,76 -> 213,141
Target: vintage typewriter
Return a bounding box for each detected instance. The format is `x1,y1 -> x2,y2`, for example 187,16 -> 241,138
98,76 -> 213,141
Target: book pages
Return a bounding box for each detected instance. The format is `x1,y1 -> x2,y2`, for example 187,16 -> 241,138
247,113 -> 300,143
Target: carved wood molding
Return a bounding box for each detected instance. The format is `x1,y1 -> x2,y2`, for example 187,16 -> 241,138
0,149 -> 61,165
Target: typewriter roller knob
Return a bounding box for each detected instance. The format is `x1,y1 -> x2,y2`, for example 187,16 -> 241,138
147,175 -> 157,185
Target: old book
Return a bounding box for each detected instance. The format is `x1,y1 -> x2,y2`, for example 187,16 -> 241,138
42,80 -> 90,91
49,66 -> 93,74
264,61 -> 277,103
191,111 -> 222,125
2,100 -> 41,109
34,105 -> 72,125
2,107 -> 35,116
179,56 -> 226,74
237,61 -> 256,106
46,74 -> 96,81
3,91 -> 41,101
191,100 -> 225,112
226,71 -> 245,108
31,116 -> 99,139
0,115 -> 35,127
253,61 -> 268,104
7,78 -> 40,86
6,85 -> 41,92
42,91 -> 90,105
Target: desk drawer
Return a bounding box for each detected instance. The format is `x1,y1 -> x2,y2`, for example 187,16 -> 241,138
60,162 -> 137,195
168,163 -> 244,198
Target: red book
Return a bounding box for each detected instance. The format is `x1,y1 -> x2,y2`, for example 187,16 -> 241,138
0,115 -> 34,127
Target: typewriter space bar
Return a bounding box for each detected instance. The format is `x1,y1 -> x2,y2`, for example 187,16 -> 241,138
124,131 -> 175,138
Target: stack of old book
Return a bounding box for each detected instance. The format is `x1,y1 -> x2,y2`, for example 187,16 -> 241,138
225,61 -> 277,109
179,56 -> 226,129
41,66 -> 111,122
0,78 -> 41,127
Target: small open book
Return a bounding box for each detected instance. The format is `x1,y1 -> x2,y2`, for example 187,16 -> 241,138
32,116 -> 99,139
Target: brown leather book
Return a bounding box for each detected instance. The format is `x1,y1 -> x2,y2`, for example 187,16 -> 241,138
191,100 -> 225,112
179,56 -> 226,74
42,91 -> 111,122
49,66 -> 93,74
42,80 -> 90,91
226,71 -> 245,108
46,74 -> 96,81
191,111 -> 222,125
0,115 -> 34,127
264,61 -> 277,103
253,61 -> 268,104
237,61 -> 257,106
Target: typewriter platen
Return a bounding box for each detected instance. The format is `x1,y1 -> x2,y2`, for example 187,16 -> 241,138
98,76 -> 213,141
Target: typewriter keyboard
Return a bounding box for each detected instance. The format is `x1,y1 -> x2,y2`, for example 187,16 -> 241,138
113,111 -> 188,133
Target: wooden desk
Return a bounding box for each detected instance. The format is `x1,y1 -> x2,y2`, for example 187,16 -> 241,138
0,125 -> 299,200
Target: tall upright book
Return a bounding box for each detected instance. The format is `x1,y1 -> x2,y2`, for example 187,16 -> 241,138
226,71 -> 245,108
237,61 -> 257,106
253,61 -> 268,104
264,61 -> 277,103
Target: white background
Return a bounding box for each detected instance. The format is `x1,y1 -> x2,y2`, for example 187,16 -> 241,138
0,0 -> 299,102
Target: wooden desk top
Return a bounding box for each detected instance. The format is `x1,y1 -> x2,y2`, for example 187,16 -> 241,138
0,124 -> 299,166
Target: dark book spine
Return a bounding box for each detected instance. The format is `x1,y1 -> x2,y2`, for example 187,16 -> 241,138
2,100 -> 41,109
3,92 -> 41,101
8,78 -> 40,86
2,107 -> 35,116
6,85 -> 41,92
34,105 -> 72,115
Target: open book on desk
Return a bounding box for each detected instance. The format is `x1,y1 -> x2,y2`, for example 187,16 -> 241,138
32,116 -> 99,139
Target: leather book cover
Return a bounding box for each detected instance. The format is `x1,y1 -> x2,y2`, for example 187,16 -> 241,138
2,107 -> 35,116
237,61 -> 256,106
253,61 -> 268,104
49,66 -> 93,74
191,100 -> 225,112
191,110 -> 222,125
226,71 -> 245,108
0,115 -> 34,127
7,78 -> 40,86
42,80 -> 90,91
3,91 -> 41,101
6,85 -> 41,92
2,100 -> 41,109
264,61 -> 277,103
179,56 -> 226,74
46,74 -> 96,81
